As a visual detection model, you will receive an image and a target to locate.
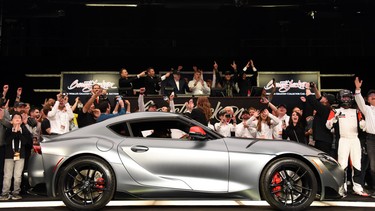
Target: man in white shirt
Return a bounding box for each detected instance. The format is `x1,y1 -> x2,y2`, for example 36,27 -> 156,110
274,104 -> 290,140
48,93 -> 74,134
235,110 -> 255,138
354,77 -> 375,197
188,70 -> 210,96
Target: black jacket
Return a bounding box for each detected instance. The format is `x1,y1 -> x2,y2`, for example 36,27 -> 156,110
144,75 -> 162,95
118,76 -> 139,96
306,95 -> 333,144
282,124 -> 307,144
4,124 -> 33,159
162,77 -> 190,95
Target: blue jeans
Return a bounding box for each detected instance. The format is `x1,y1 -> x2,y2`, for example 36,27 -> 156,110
1,159 -> 24,196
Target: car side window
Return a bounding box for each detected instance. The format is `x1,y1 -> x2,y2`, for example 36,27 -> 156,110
130,119 -> 191,140
108,122 -> 130,137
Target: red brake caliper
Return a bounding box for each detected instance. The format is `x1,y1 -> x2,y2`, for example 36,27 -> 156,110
95,177 -> 105,192
272,172 -> 282,196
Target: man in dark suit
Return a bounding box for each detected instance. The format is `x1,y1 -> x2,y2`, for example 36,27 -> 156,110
144,67 -> 171,95
162,69 -> 190,96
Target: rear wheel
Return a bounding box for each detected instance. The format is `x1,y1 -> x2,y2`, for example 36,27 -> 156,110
260,157 -> 317,211
58,156 -> 116,211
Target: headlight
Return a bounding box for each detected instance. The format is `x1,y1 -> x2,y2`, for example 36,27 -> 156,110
319,153 -> 340,168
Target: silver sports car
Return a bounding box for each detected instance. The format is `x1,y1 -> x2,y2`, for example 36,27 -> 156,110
28,112 -> 344,211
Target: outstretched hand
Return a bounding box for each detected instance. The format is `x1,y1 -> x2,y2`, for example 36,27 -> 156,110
354,77 -> 362,90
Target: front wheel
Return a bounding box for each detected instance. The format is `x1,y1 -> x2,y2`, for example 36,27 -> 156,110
260,157 -> 317,211
58,156 -> 116,211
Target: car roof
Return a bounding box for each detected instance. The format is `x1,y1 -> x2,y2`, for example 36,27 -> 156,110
102,111 -> 184,124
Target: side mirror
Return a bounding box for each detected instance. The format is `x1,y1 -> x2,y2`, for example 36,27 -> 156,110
189,132 -> 207,141
189,126 -> 207,141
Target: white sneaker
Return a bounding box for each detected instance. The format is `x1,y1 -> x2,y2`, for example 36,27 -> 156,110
0,194 -> 11,201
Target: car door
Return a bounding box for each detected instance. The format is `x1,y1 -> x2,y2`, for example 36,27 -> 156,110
118,119 -> 229,192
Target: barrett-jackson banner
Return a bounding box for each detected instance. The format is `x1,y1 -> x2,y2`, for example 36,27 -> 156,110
61,71 -> 320,118
61,71 -> 120,103
258,71 -> 320,110
258,71 -> 320,95
60,72 -> 265,121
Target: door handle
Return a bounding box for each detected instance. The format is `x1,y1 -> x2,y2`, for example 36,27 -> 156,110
131,145 -> 149,152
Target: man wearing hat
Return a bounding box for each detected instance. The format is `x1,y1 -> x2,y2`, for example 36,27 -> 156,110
354,77 -> 375,197
13,102 -> 26,110
235,110 -> 256,138
273,104 -> 290,140
162,69 -> 190,95
214,62 -> 239,97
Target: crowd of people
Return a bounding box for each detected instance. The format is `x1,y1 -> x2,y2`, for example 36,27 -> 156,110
118,60 -> 258,98
0,60 -> 375,200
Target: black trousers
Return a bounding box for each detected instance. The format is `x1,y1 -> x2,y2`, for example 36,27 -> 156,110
366,133 -> 375,190
315,140 -> 332,155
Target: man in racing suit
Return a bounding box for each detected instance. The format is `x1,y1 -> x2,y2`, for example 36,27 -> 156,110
326,89 -> 369,196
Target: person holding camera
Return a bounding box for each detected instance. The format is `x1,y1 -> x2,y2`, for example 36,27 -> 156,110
214,110 -> 236,137
47,92 -> 74,135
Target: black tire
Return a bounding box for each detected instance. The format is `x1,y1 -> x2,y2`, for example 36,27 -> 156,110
58,156 -> 116,211
260,157 -> 317,211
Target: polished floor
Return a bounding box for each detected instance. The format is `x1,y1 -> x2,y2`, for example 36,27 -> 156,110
0,191 -> 374,211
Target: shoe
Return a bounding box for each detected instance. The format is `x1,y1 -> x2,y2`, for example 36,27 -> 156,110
11,194 -> 22,200
0,194 -> 11,201
371,192 -> 375,199
341,192 -> 347,198
354,190 -> 370,197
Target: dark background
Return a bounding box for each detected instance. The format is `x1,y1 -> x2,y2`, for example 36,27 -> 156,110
0,0 -> 374,105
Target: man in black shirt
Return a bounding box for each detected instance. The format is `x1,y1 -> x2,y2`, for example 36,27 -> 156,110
77,87 -> 102,128
144,67 -> 171,95
118,68 -> 146,96
162,69 -> 190,96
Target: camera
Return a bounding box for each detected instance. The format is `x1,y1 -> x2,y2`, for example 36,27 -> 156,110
225,114 -> 232,118
310,82 -> 315,88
